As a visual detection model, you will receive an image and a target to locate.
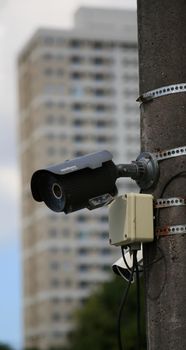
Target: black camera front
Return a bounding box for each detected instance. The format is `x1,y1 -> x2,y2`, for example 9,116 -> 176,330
31,171 -> 66,212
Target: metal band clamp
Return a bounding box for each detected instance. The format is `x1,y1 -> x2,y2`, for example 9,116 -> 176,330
154,146 -> 186,161
154,197 -> 186,208
137,83 -> 186,103
156,225 -> 186,237
151,147 -> 186,236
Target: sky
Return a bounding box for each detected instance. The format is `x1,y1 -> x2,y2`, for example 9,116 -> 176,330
0,0 -> 136,348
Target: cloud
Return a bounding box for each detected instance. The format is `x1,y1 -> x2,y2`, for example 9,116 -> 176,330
0,0 -> 9,10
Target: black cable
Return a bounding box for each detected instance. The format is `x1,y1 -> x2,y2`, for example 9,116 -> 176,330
121,246 -> 131,272
138,245 -> 164,270
133,252 -> 141,350
155,171 -> 186,227
117,250 -> 136,350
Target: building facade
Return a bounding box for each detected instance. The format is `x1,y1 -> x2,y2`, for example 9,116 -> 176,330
18,7 -> 139,349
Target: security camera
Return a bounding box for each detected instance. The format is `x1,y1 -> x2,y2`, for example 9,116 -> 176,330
31,149 -> 159,214
31,150 -> 118,214
112,248 -> 143,282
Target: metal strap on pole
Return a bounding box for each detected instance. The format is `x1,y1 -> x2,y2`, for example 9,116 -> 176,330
153,146 -> 186,161
137,83 -> 186,103
154,197 -> 186,208
156,225 -> 186,236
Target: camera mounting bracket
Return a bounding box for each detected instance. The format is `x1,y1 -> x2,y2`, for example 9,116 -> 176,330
136,152 -> 159,190
117,152 -> 159,190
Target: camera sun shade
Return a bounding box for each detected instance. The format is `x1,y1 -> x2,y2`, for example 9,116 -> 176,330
31,150 -> 118,214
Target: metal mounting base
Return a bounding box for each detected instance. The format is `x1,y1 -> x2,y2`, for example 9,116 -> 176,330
136,152 -> 159,190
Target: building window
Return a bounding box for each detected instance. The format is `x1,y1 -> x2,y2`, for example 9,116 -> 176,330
71,86 -> 84,97
73,119 -> 85,127
44,36 -> 55,45
71,72 -> 82,80
51,279 -> 60,287
96,135 -> 108,143
73,134 -> 85,142
77,231 -> 88,239
93,42 -> 103,49
95,104 -> 106,112
42,53 -> 53,60
50,297 -> 60,304
100,231 -> 108,239
44,68 -> 53,76
72,103 -> 84,111
70,56 -> 82,64
50,261 -> 60,270
51,313 -> 61,321
49,247 -> 59,253
78,248 -> 89,256
101,248 -> 111,255
77,215 -> 87,222
92,57 -> 104,65
94,88 -> 105,96
69,39 -> 81,48
100,215 -> 108,222
64,279 -> 72,287
56,37 -> 64,46
78,265 -> 89,272
73,151 -> 84,157
102,265 -> 111,272
78,281 -> 89,288
94,73 -> 104,81
45,101 -> 54,108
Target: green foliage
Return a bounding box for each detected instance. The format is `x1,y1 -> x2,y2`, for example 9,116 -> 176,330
0,344 -> 13,350
67,276 -> 146,350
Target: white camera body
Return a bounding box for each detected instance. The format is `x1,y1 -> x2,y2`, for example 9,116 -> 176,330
112,247 -> 143,282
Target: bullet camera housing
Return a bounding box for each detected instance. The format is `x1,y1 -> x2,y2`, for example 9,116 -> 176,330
31,149 -> 159,214
31,150 -> 118,214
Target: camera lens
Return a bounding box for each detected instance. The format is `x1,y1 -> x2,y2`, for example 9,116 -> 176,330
52,183 -> 63,199
38,174 -> 66,212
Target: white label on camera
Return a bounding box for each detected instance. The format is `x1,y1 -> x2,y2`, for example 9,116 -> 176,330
60,165 -> 78,173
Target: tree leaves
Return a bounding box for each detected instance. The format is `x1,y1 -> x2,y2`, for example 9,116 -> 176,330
67,276 -> 146,350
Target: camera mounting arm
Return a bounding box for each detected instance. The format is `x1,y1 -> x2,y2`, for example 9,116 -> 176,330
117,152 -> 159,190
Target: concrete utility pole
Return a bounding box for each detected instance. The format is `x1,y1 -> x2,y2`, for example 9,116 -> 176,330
137,1 -> 186,349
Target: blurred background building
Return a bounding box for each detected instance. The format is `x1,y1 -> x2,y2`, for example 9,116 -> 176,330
18,7 -> 139,350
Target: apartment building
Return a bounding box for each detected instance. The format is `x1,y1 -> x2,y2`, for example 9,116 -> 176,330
18,7 -> 139,349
